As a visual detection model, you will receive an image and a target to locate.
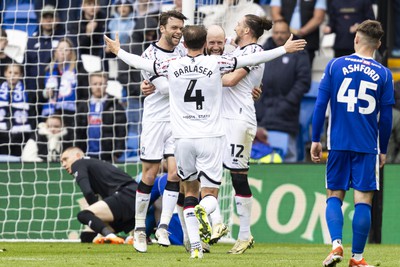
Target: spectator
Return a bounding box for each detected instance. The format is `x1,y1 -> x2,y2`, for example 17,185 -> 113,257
387,81 -> 400,163
33,1 -> 81,26
256,20 -> 311,162
107,0 -> 135,45
76,71 -> 126,163
393,0 -> 400,57
0,63 -> 34,156
67,0 -> 107,99
0,28 -> 12,84
41,37 -> 78,127
270,0 -> 326,65
25,4 -> 66,116
21,115 -> 73,162
324,0 -> 375,58
68,0 -> 107,59
133,0 -> 161,19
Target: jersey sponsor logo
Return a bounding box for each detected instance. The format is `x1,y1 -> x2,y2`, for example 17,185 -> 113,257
88,115 -> 102,125
182,114 -> 210,120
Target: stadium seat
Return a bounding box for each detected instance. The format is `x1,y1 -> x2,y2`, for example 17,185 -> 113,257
320,33 -> 335,58
4,29 -> 28,64
81,54 -> 102,73
106,80 -> 124,99
2,3 -> 38,36
117,131 -> 139,163
267,130 -> 289,159
297,81 -> 319,161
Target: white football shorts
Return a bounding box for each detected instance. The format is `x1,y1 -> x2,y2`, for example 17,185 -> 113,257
175,136 -> 224,188
223,118 -> 256,171
140,121 -> 175,162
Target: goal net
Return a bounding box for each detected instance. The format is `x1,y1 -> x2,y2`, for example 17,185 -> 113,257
0,0 -> 269,242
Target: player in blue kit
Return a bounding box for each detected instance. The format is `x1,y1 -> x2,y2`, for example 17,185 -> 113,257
310,20 -> 394,267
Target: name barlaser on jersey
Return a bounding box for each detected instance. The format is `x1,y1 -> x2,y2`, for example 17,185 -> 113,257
174,65 -> 213,78
342,58 -> 381,81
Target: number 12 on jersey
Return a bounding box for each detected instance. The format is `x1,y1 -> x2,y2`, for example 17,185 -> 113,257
184,79 -> 205,110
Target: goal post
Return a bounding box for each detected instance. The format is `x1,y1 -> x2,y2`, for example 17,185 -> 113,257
0,0 -> 250,242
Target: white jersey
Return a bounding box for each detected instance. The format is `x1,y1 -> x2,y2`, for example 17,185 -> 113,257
222,43 -> 264,125
155,54 -> 237,138
141,42 -> 186,122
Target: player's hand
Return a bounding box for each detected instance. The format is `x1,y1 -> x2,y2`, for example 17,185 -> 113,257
379,153 -> 386,168
255,127 -> 268,144
283,34 -> 307,53
310,142 -> 322,163
252,86 -> 262,101
104,33 -> 120,56
141,80 -> 155,96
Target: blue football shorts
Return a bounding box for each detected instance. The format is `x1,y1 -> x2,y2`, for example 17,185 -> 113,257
326,150 -> 379,191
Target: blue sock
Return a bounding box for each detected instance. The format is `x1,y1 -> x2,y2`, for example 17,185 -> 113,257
352,203 -> 371,254
326,197 -> 343,242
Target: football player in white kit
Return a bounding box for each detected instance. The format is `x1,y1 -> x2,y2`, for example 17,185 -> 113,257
130,10 -> 188,253
105,25 -> 306,258
220,15 -> 273,254
205,24 -> 263,251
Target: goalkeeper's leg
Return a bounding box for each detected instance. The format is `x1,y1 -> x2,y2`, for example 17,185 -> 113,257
77,201 -> 124,244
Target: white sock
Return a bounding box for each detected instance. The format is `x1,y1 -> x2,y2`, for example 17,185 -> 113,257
177,205 -> 188,241
209,201 -> 223,226
332,239 -> 342,249
135,191 -> 151,229
199,195 -> 217,215
184,207 -> 201,250
159,189 -> 179,227
105,233 -> 117,238
235,195 -> 252,240
352,253 -> 363,261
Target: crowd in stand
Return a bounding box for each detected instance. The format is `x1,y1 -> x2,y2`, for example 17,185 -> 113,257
1,0 -> 398,163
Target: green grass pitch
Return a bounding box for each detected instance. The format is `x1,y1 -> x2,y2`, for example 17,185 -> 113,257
0,242 -> 399,266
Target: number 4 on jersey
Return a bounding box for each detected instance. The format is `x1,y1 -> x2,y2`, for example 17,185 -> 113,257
184,79 -> 205,110
337,78 -> 377,114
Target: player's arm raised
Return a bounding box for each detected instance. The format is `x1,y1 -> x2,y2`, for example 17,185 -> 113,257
235,34 -> 306,69
104,33 -> 155,74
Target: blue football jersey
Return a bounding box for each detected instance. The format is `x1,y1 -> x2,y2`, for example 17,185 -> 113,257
319,54 -> 394,154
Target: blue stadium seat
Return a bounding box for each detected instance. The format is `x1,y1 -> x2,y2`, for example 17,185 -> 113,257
117,131 -> 140,163
2,3 -> 38,36
297,81 -> 319,161
268,130 -> 289,159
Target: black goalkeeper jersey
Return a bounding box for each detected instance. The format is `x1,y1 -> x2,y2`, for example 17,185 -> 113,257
71,157 -> 136,204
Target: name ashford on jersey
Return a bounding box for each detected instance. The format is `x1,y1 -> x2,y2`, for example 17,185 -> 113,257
342,57 -> 381,81
173,65 -> 213,78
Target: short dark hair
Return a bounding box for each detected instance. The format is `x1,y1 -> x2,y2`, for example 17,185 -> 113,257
159,10 -> 187,28
183,25 -> 207,50
356,20 -> 384,46
0,28 -> 7,38
244,14 -> 273,39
